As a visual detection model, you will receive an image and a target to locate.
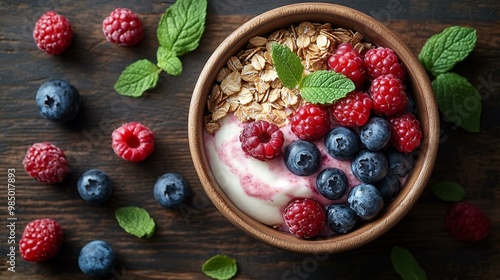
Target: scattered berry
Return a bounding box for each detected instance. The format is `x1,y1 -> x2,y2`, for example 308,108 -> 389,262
369,74 -> 409,116
359,117 -> 391,151
364,47 -> 406,81
387,148 -> 416,177
36,79 -> 81,123
102,8 -> 143,46
347,183 -> 384,220
331,91 -> 373,127
388,112 -> 422,153
445,202 -> 491,242
351,149 -> 388,184
78,240 -> 117,277
33,11 -> 73,54
326,204 -> 358,234
77,169 -> 112,203
19,218 -> 63,262
324,126 -> 360,160
327,43 -> 366,88
284,140 -> 321,176
23,142 -> 69,184
375,173 -> 401,204
290,103 -> 330,141
316,168 -> 348,200
283,198 -> 325,238
239,120 -> 284,161
154,173 -> 189,209
112,122 -> 155,162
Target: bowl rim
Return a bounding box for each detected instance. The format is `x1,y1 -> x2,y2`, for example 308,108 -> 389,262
188,2 -> 439,253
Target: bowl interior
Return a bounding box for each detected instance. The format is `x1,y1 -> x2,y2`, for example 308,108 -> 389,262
188,3 -> 439,253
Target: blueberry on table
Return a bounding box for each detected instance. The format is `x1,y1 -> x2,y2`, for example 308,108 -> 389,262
78,240 -> 117,277
324,126 -> 360,160
351,149 -> 388,183
326,204 -> 358,234
284,140 -> 321,176
347,183 -> 384,220
359,117 -> 391,151
35,79 -> 81,123
316,168 -> 348,200
154,173 -> 189,209
77,169 -> 112,203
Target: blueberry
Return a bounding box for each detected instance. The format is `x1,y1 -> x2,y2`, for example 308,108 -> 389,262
387,148 -> 417,177
324,126 -> 360,160
347,183 -> 384,220
316,168 -> 348,200
326,204 -> 358,234
77,169 -> 112,203
351,149 -> 388,183
359,117 -> 391,151
376,173 -> 401,204
154,173 -> 189,209
284,140 -> 321,176
78,240 -> 117,277
36,79 -> 81,123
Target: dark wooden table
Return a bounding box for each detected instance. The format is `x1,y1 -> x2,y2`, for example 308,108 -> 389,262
1,1 -> 499,279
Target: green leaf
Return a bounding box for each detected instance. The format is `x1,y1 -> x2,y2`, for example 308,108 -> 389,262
391,246 -> 427,280
115,206 -> 155,238
114,59 -> 162,97
431,181 -> 466,202
418,26 -> 476,76
432,72 -> 482,132
157,0 -> 207,57
271,42 -> 304,89
202,255 -> 237,280
299,70 -> 355,104
157,46 -> 183,76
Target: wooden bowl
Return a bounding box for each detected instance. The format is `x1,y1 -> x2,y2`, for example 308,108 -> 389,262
188,3 -> 439,253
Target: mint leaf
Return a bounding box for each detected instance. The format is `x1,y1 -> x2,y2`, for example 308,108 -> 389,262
202,255 -> 237,280
432,72 -> 482,132
157,0 -> 207,57
391,246 -> 427,280
114,59 -> 162,97
115,206 -> 155,238
299,70 -> 355,104
431,181 -> 466,202
271,42 -> 304,89
418,26 -> 476,76
157,46 -> 183,76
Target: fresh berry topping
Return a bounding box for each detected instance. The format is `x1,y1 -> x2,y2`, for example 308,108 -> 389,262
445,202 -> 491,242
364,47 -> 406,81
326,204 -> 358,234
283,198 -> 325,238
78,240 -> 118,277
290,104 -> 330,141
153,173 -> 189,209
33,11 -> 73,55
375,173 -> 401,204
36,79 -> 81,123
77,169 -> 112,203
386,148 -> 416,177
316,168 -> 348,200
19,218 -> 63,262
112,122 -> 155,162
327,43 -> 366,88
284,140 -> 321,176
239,120 -> 284,161
23,142 -> 69,184
369,74 -> 409,116
324,126 -> 360,160
102,8 -> 143,46
351,149 -> 388,184
388,112 -> 422,153
359,117 -> 391,151
347,183 -> 384,220
331,91 -> 373,127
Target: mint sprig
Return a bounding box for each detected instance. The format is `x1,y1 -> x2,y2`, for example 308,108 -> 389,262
391,246 -> 427,280
431,181 -> 466,202
115,206 -> 156,238
202,254 -> 237,280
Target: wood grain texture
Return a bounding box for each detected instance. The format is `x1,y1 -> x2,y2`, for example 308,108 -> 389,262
1,0 -> 499,279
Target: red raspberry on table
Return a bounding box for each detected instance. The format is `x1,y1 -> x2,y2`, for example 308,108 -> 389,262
364,47 -> 406,81
19,218 -> 63,262
239,120 -> 284,161
290,104 -> 330,141
102,8 -> 143,46
327,43 -> 366,88
23,142 -> 69,184
369,74 -> 409,116
112,122 -> 155,162
331,91 -> 373,127
388,112 -> 422,153
33,11 -> 73,55
283,198 -> 325,238
445,202 -> 491,242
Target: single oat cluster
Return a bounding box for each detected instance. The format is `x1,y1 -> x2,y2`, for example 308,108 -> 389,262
205,21 -> 373,134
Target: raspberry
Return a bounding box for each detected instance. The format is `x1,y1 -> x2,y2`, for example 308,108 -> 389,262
290,104 -> 330,141
369,74 -> 409,116
102,8 -> 143,46
445,202 -> 491,242
364,47 -> 406,81
33,11 -> 73,55
239,120 -> 284,161
331,91 -> 373,127
327,43 -> 366,88
23,142 -> 69,184
112,122 -> 155,162
19,218 -> 63,262
388,112 -> 422,153
283,198 -> 325,238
